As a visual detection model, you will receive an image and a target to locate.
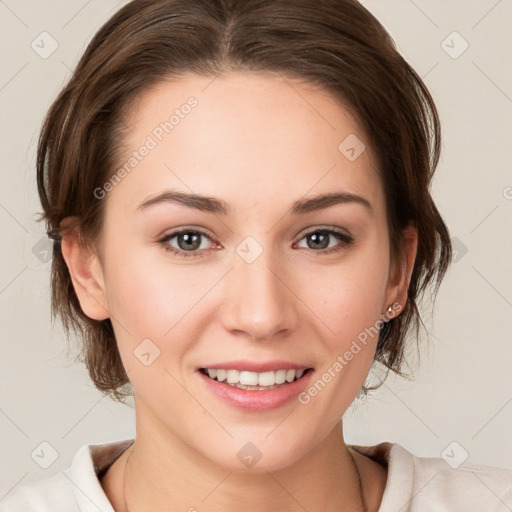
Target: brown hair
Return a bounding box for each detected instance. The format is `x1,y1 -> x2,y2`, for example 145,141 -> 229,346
37,0 -> 452,402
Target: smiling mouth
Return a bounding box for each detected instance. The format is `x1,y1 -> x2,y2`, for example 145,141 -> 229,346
199,368 -> 313,391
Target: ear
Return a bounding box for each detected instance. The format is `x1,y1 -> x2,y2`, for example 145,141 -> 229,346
383,223 -> 418,318
60,219 -> 110,321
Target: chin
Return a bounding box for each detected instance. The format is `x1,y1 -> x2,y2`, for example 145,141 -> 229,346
199,431 -> 315,474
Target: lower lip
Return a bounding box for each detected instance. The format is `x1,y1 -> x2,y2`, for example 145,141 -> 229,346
197,370 -> 314,411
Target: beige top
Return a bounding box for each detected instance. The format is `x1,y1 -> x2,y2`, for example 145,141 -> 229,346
1,439 -> 511,511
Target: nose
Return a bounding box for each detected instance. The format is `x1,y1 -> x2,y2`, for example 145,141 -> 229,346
220,246 -> 299,342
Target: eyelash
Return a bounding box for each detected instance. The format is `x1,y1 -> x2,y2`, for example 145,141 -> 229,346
157,227 -> 354,259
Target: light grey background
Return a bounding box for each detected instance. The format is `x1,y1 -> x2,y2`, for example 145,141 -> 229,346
1,0 -> 511,495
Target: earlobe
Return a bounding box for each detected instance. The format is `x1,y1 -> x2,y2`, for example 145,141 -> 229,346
384,224 -> 418,315
60,220 -> 110,321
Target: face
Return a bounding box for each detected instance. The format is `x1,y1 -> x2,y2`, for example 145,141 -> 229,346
69,71 -> 413,472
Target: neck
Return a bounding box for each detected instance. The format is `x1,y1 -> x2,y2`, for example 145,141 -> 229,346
122,403 -> 367,512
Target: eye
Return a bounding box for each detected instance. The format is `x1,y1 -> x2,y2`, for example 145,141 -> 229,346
294,228 -> 354,255
158,227 -> 354,259
158,228 -> 219,258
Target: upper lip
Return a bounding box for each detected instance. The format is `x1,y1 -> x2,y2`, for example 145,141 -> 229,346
198,360 -> 313,372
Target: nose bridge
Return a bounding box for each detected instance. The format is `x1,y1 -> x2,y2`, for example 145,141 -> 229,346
221,236 -> 297,340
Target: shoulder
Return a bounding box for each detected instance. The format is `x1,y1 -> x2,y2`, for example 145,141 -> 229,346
0,439 -> 133,512
408,448 -> 512,511
350,442 -> 512,512
0,472 -> 77,511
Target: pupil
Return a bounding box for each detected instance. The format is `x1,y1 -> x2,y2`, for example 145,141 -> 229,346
179,232 -> 200,250
309,232 -> 328,249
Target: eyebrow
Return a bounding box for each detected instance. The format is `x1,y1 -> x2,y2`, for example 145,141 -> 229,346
136,190 -> 373,216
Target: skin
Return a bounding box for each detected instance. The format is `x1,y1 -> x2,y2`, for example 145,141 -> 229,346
61,71 -> 417,511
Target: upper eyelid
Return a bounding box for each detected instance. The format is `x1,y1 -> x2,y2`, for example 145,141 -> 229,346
296,224 -> 351,238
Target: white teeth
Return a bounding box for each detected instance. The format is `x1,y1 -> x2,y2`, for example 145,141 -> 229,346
275,369 -> 287,384
226,369 -> 240,384
258,371 -> 275,387
239,371 -> 259,386
203,368 -> 308,387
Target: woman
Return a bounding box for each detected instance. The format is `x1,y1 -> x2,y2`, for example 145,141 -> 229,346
2,0 -> 511,510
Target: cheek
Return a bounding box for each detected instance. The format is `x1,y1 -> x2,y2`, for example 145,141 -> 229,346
298,247 -> 390,414
103,256 -> 203,400
103,244 -> 218,354
106,266 -> 171,338
302,244 -> 390,348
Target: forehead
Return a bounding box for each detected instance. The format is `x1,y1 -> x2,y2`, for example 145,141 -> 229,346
110,71 -> 384,218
